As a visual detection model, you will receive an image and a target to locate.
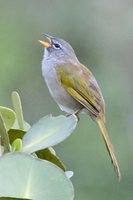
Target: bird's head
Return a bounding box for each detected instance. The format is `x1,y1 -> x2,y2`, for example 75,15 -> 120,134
39,34 -> 78,64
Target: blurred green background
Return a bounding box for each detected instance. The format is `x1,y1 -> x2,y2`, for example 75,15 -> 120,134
1,0 -> 133,199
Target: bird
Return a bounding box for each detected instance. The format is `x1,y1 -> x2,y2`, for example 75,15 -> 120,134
38,34 -> 121,180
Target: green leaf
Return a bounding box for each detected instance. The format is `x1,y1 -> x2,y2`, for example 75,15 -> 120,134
0,107 -> 16,131
12,91 -> 25,130
8,129 -> 25,144
22,114 -> 77,153
0,144 -> 3,157
0,113 -> 11,153
12,120 -> 31,132
36,148 -> 66,171
0,153 -> 74,200
12,139 -> 22,151
0,197 -> 30,200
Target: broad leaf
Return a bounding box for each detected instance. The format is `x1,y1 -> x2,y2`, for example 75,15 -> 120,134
22,115 -> 77,153
0,107 -> 16,131
0,153 -> 74,200
36,148 -> 66,171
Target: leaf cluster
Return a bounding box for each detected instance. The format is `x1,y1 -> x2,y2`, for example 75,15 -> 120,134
0,92 -> 78,200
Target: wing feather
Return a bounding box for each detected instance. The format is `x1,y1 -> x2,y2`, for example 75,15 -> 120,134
57,63 -> 104,117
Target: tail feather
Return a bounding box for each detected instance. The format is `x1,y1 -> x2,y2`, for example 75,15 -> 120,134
96,118 -> 121,181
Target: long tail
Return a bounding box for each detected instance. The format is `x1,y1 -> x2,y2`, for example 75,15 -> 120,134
96,118 -> 121,181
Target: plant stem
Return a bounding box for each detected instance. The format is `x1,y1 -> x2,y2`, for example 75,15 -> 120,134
0,112 -> 10,153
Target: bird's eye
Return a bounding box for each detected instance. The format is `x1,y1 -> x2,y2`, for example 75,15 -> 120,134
53,43 -> 61,49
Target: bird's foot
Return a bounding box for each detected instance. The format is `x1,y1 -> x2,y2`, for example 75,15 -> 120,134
65,109 -> 80,122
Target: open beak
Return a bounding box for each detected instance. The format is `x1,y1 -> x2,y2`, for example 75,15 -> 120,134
38,36 -> 52,48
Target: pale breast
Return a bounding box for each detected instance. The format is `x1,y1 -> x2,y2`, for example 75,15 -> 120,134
42,60 -> 82,114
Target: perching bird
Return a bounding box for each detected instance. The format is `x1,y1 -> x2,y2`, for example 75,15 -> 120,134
39,34 -> 121,180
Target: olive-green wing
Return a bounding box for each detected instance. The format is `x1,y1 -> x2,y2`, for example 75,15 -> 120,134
57,63 -> 104,117
57,64 -> 121,180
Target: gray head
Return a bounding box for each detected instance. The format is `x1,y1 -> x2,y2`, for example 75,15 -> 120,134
39,34 -> 79,64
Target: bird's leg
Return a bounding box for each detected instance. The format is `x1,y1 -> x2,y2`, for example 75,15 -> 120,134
66,109 -> 80,121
